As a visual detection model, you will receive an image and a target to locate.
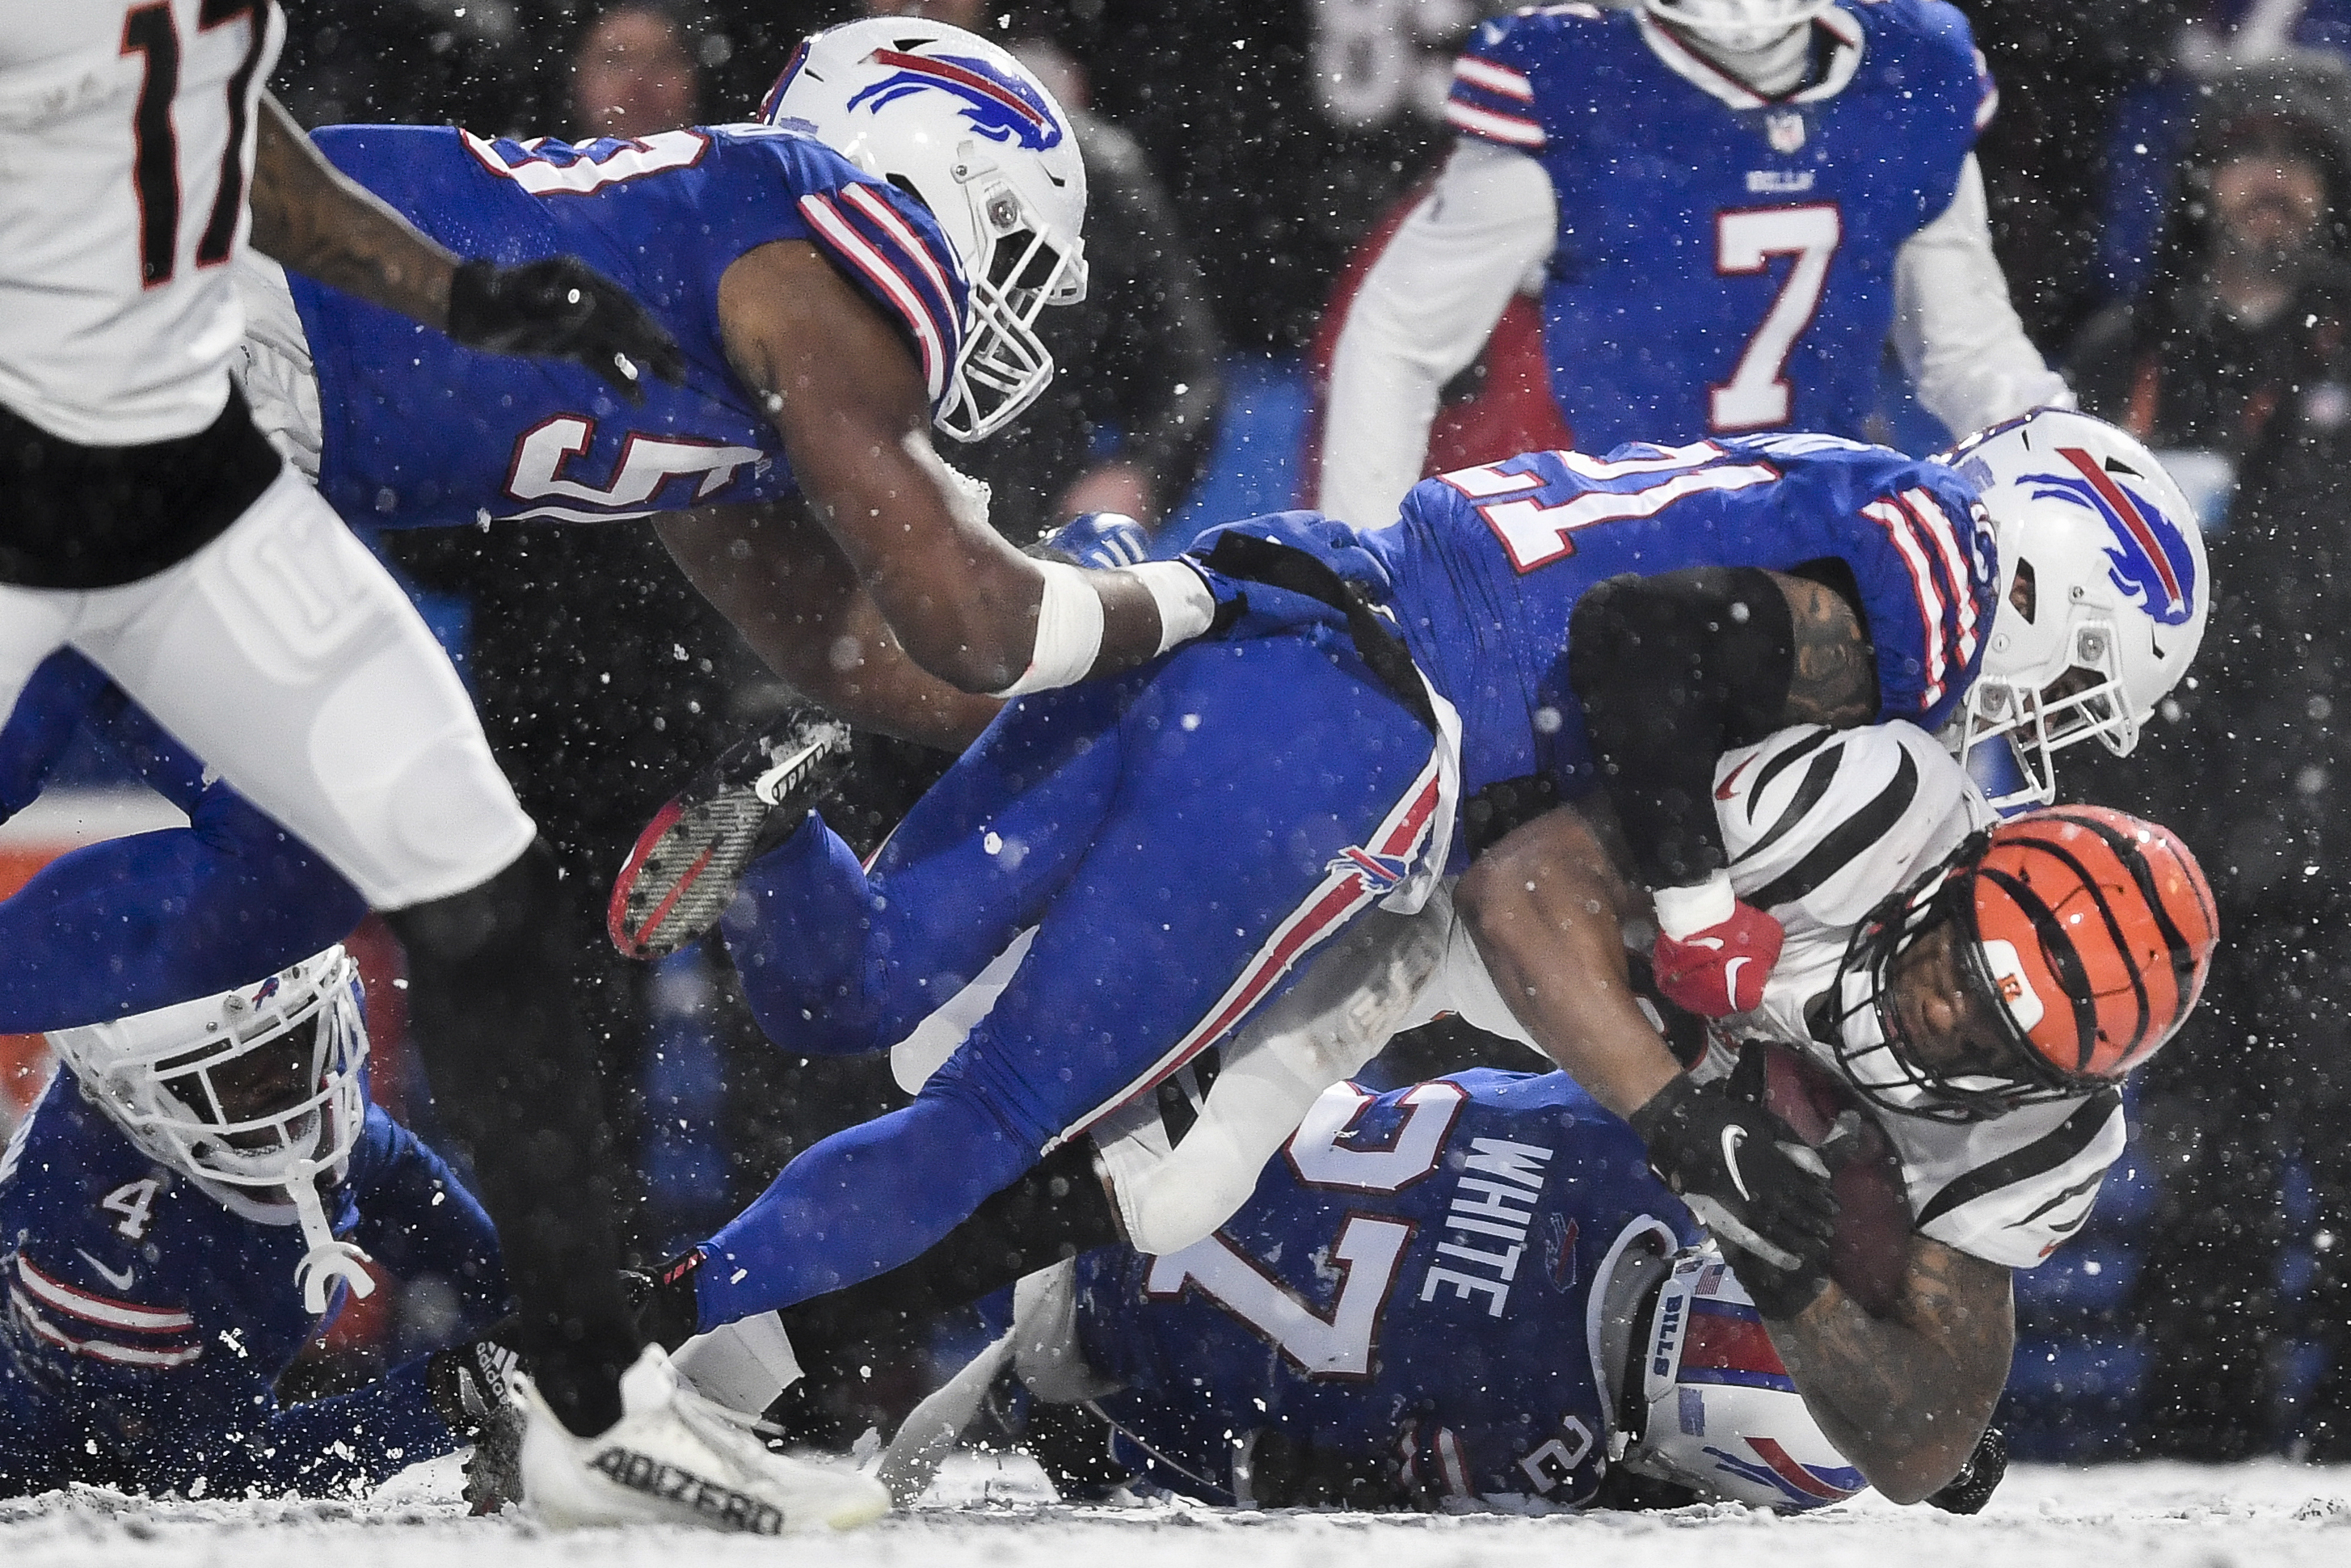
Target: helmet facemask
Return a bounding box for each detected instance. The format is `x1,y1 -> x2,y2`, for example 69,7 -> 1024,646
1828,835 -> 2081,1124
48,949 -> 378,1313
1953,591 -> 2137,811
938,168 -> 1088,444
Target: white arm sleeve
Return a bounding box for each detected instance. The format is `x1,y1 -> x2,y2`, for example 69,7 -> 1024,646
1893,154 -> 2075,440
1317,139 -> 1559,528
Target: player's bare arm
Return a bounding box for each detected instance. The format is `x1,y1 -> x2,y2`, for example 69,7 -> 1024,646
653,500 -> 999,752
1454,805 -> 1676,1116
1772,569 -> 1878,727
709,240 -> 1167,695
248,94 -> 458,326
1763,1233 -> 2014,1504
1459,803 -> 1839,1277
251,95 -> 681,399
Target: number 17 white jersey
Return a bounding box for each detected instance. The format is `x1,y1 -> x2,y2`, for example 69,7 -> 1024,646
0,0 -> 280,445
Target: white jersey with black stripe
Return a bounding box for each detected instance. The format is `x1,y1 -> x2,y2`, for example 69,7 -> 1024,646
1706,722 -> 2126,1270
0,0 -> 280,445
1418,722 -> 2126,1271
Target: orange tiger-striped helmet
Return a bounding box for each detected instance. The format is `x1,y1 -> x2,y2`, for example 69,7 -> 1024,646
1835,805 -> 2218,1121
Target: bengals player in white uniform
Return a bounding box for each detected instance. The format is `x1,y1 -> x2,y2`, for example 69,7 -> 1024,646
0,0 -> 884,1532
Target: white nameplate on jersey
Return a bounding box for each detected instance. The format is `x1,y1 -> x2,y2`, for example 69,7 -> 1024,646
1746,169 -> 1818,195
1980,938 -> 2046,1032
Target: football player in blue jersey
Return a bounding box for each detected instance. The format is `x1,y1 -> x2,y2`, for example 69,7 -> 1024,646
235,15 -> 1218,750
920,1073 -> 1900,1513
0,947 -> 512,1498
660,723 -> 2210,1515
1317,0 -> 2072,532
626,409 -> 2209,1406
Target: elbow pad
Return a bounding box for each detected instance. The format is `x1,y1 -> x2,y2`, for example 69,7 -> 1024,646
1567,568 -> 1796,887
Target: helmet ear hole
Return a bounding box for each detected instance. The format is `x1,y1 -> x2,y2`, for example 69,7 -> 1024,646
2008,558 -> 2037,623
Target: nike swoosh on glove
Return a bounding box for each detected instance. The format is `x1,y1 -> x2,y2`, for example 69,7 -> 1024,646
1651,882 -> 1784,1018
1628,1053 -> 1837,1290
447,256 -> 689,404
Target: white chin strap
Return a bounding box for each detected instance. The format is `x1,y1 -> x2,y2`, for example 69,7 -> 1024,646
287,1160 -> 375,1314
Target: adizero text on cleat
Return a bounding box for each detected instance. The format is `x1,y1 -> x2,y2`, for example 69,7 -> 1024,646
517,1345 -> 890,1532
609,717 -> 854,959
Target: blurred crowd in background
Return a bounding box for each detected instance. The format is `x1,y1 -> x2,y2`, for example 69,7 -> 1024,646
11,0 -> 2351,1466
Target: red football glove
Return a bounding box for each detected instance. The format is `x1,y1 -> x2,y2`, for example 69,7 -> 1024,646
1651,877 -> 1784,1018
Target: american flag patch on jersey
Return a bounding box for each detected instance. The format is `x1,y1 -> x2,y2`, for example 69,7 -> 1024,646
796,182 -> 969,412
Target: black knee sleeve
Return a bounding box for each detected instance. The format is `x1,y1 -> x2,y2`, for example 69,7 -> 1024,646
386,841 -> 634,1435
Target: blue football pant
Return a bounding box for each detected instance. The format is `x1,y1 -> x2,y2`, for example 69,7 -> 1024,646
699,632 -> 1444,1326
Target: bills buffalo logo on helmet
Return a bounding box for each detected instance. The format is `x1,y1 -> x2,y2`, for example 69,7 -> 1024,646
1704,1436 -> 1869,1507
845,48 -> 1066,152
2023,448 -> 2199,627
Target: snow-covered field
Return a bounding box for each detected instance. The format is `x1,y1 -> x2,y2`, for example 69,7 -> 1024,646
7,1454 -> 2351,1568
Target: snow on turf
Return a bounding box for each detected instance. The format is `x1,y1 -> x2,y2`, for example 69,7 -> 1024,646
6,1455 -> 2351,1568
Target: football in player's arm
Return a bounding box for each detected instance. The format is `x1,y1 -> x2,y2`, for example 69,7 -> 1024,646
1447,726 -> 2216,1499
0,951 -> 510,1498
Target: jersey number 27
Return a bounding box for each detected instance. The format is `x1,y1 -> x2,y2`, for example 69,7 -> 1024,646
1143,1080 -> 1465,1378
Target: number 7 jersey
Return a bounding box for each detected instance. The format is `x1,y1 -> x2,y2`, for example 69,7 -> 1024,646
1445,0 -> 1991,451
284,121 -> 967,529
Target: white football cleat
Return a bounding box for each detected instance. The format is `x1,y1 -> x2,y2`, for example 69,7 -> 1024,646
517,1345 -> 890,1534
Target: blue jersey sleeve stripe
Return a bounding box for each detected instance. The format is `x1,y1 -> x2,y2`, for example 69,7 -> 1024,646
14,1254 -> 194,1333
837,181 -> 967,359
1860,497 -> 1954,714
1453,55 -> 1535,103
1444,91 -> 1545,150
796,191 -> 953,406
1895,487 -> 1984,674
1971,48 -> 1999,130
11,1292 -> 204,1367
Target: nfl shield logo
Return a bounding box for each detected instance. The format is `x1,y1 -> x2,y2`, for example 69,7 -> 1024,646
1766,110 -> 1806,153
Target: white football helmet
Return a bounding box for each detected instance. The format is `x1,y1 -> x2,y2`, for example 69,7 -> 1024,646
45,948 -> 377,1313
1940,407 -> 2209,810
1643,0 -> 1839,53
1621,1248 -> 1869,1510
763,18 -> 1089,444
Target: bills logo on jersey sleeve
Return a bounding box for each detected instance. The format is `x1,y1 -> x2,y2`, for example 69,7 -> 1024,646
2027,448 -> 2199,627
847,50 -> 1066,151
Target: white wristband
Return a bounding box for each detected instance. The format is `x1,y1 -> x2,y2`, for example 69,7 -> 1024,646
1654,871 -> 1737,940
1130,559 -> 1216,655
992,560 -> 1106,698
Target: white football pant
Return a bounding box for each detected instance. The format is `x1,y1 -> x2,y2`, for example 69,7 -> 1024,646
0,462 -> 534,910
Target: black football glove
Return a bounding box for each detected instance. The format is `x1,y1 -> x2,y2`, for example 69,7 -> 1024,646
446,256 -> 689,403
423,1333 -> 525,1514
1627,1050 -> 1839,1300
1926,1425 -> 2008,1515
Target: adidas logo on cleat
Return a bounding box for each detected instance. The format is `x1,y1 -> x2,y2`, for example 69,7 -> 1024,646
590,1446 -> 786,1533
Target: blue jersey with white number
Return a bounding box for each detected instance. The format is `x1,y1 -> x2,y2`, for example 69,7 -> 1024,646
1338,434 -> 1995,815
0,1074 -> 505,1495
289,123 -> 966,529
1444,0 -> 1990,450
1074,1070 -> 1700,1507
